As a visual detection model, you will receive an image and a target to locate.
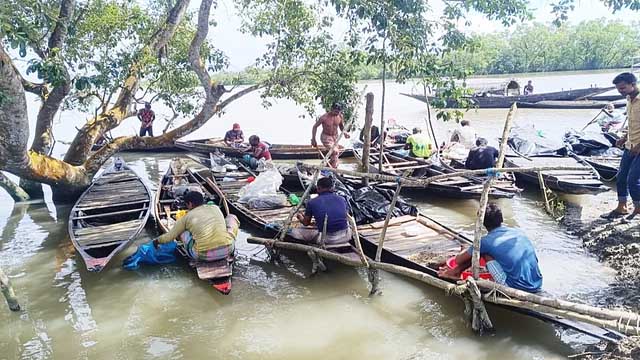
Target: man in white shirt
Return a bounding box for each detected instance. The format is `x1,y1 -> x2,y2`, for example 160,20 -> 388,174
450,120 -> 477,149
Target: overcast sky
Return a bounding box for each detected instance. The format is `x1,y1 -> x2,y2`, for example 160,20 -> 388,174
209,0 -> 635,70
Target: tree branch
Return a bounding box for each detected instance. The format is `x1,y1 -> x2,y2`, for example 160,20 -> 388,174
218,84 -> 264,110
189,0 -> 214,93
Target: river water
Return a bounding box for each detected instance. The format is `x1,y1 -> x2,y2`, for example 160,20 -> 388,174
0,69 -> 628,359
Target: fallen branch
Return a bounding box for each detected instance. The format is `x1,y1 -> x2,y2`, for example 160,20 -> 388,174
0,267 -> 20,311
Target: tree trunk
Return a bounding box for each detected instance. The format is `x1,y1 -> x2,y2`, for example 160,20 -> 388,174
17,179 -> 43,199
0,173 -> 30,202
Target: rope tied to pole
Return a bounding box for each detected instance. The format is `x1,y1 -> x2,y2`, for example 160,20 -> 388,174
484,168 -> 501,178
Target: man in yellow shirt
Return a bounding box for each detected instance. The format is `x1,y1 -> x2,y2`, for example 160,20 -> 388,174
602,73 -> 640,221
154,191 -> 239,261
405,127 -> 433,158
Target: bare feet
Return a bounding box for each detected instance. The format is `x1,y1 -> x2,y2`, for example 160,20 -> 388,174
437,266 -> 461,280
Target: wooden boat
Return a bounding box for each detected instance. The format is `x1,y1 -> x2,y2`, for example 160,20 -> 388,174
69,158 -> 151,272
206,154 -> 362,260
585,94 -> 625,102
176,138 -> 355,160
185,152 -> 302,189
516,100 -> 626,109
503,155 -> 610,194
154,158 -> 235,294
582,156 -> 620,181
354,149 -> 516,199
356,213 -> 622,342
443,158 -> 522,194
401,86 -> 615,109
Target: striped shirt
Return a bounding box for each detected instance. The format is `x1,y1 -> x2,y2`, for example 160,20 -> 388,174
626,95 -> 640,150
158,205 -> 233,252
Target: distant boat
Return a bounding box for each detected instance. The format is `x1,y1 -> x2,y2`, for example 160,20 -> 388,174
402,85 -> 616,109
516,100 -> 626,110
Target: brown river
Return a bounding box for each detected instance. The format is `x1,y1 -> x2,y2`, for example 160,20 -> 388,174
0,70 -> 628,359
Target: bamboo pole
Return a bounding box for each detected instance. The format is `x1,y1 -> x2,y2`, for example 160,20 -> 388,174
298,163 -> 587,188
375,181 -> 402,262
362,93 -> 375,186
471,103 -> 517,279
247,236 -> 640,337
278,124 -> 349,240
0,267 -> 20,312
348,215 -> 369,268
537,171 -> 553,214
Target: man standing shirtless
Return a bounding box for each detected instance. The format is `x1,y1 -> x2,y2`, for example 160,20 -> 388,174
311,103 -> 350,168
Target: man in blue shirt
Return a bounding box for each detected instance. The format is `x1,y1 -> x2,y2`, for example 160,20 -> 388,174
290,177 -> 352,247
437,203 -> 543,292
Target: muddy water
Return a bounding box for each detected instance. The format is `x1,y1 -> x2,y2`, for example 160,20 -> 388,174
0,70 -> 627,359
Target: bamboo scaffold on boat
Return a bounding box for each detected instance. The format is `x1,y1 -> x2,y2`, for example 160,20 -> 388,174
246,236 -> 640,338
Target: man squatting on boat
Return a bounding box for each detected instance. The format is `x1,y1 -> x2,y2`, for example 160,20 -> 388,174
291,177 -> 352,247
438,203 -> 543,293
311,103 -> 350,168
153,191 -> 240,262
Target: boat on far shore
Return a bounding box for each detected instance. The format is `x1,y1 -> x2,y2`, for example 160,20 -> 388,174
402,85 -> 615,109
516,100 -> 626,110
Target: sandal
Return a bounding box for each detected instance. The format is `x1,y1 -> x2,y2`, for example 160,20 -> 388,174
600,210 -> 628,219
622,212 -> 640,224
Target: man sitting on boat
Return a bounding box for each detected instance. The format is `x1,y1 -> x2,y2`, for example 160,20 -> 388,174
290,177 -> 352,247
153,191 -> 240,262
437,203 -> 543,293
311,102 -> 350,168
602,72 -> 640,221
523,80 -> 534,95
359,125 -> 387,147
404,127 -> 432,158
241,135 -> 272,170
595,103 -> 625,133
450,120 -> 477,149
224,123 -> 245,147
465,137 -> 498,170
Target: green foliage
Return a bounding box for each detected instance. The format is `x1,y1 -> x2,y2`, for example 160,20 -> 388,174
444,20 -> 640,75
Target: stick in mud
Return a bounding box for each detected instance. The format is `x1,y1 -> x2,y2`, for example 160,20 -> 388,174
0,267 -> 20,312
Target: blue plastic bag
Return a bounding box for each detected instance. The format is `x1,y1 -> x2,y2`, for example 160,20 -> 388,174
122,240 -> 177,270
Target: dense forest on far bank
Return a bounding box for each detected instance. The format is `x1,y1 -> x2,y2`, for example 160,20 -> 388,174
215,20 -> 640,84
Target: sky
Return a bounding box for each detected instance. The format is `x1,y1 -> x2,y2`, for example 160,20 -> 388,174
210,0 -> 637,71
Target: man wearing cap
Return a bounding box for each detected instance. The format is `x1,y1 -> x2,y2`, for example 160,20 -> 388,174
224,123 -> 245,147
137,102 -> 155,137
311,103 -> 350,168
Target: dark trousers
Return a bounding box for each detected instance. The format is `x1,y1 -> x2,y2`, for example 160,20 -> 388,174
617,149 -> 640,207
139,126 -> 153,137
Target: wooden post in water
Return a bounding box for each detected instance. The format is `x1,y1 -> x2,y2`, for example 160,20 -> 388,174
362,93 -> 375,186
468,103 -> 517,334
0,267 -> 20,312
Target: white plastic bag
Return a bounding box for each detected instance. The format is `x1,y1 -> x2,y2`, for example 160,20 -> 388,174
238,167 -> 283,203
246,194 -> 288,209
441,142 -> 470,160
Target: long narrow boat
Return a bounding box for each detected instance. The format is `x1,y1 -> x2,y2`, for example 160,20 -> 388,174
582,156 -> 619,181
516,100 -> 627,109
354,149 -> 516,199
154,158 -> 235,294
504,155 -> 610,194
176,138 -> 355,160
294,169 -> 623,342
401,86 -> 615,109
205,155 -> 362,260
69,158 -> 151,272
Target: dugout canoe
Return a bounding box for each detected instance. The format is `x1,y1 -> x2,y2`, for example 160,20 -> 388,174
69,158 -> 151,272
401,86 -> 615,109
155,158 -> 235,294
175,138 -> 355,160
515,100 -> 626,109
354,148 -> 516,199
206,154 -> 363,260
503,154 -> 610,194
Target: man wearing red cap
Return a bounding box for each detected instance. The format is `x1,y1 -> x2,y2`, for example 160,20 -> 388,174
224,123 -> 245,147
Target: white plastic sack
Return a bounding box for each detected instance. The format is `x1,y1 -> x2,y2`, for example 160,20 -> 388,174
238,167 -> 283,203
441,142 -> 470,160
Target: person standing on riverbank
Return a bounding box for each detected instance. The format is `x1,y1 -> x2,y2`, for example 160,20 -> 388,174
602,72 -> 640,221
137,102 -> 155,137
311,103 -> 350,168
